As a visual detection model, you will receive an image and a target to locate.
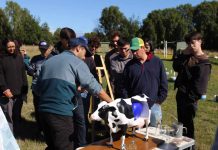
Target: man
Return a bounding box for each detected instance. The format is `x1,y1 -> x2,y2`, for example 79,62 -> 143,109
104,31 -> 120,94
122,37 -> 168,126
173,31 -> 211,139
110,39 -> 133,98
28,41 -> 52,135
105,31 -> 120,72
36,37 -> 112,150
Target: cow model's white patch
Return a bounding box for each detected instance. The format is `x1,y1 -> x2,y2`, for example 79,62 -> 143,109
91,94 -> 151,150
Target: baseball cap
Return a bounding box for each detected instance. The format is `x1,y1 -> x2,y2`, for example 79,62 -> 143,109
130,37 -> 145,51
39,41 -> 49,50
69,37 -> 92,57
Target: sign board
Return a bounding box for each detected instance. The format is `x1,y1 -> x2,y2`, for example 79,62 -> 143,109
176,42 -> 187,51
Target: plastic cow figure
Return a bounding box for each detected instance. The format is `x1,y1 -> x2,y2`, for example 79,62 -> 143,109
91,94 -> 151,150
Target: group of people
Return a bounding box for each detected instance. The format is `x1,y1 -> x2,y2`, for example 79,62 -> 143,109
0,29 -> 211,150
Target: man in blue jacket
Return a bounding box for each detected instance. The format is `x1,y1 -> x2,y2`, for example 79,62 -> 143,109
122,37 -> 168,126
36,37 -> 112,150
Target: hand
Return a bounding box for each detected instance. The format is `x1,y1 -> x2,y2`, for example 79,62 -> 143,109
77,86 -> 86,93
20,48 -> 27,57
3,89 -> 13,98
183,47 -> 192,55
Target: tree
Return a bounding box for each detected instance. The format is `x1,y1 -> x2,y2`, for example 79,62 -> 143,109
99,6 -> 126,36
52,28 -> 61,44
20,8 -> 41,44
4,1 -> 23,40
0,8 -> 11,41
193,1 -> 218,50
40,22 -> 53,44
84,32 -> 98,40
176,4 -> 194,32
98,6 -> 139,41
125,16 -> 140,41
4,1 -> 52,45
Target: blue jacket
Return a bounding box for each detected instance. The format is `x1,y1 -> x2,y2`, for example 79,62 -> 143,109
36,50 -> 102,116
122,54 -> 168,104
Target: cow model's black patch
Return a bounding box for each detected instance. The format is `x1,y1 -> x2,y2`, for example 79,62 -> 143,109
99,105 -> 117,124
117,124 -> 128,136
139,94 -> 145,98
117,99 -> 134,119
114,119 -> 119,122
98,105 -> 109,120
112,123 -> 116,128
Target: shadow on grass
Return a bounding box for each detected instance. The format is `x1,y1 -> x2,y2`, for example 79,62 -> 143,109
207,99 -> 218,103
14,118 -> 44,142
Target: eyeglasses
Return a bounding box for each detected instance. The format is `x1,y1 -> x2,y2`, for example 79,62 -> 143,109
90,45 -> 99,49
120,47 -> 130,51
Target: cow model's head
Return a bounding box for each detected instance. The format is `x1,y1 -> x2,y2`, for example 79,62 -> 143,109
91,101 -> 116,121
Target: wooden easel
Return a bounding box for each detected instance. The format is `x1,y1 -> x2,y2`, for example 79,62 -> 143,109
96,55 -> 114,100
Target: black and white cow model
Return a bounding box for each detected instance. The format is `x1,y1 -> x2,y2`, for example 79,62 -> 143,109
91,94 -> 151,150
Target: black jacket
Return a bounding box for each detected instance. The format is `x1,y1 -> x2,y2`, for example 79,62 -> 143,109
0,53 -> 28,96
173,53 -> 211,101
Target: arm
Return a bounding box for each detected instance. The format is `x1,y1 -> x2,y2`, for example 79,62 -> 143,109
0,60 -> 7,93
121,66 -> 129,98
172,50 -> 189,72
193,63 -> 211,97
76,61 -> 112,102
97,89 -> 112,103
157,60 -> 168,104
0,60 -> 13,98
26,56 -> 37,76
21,56 -> 28,95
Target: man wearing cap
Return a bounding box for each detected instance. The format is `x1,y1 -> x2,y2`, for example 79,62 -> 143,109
36,37 -> 112,150
122,37 -> 168,127
27,41 -> 53,136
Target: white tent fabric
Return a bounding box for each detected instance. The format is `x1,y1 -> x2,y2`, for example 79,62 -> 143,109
0,107 -> 20,150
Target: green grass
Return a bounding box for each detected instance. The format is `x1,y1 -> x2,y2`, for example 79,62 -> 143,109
17,46 -> 218,150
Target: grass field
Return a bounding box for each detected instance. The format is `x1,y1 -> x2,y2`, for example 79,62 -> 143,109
17,45 -> 218,150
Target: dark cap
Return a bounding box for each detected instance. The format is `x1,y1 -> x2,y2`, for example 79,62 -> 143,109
39,41 -> 49,50
69,37 -> 92,57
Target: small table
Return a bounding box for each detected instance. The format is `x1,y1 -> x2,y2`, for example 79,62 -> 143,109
136,127 -> 195,150
80,132 -> 164,150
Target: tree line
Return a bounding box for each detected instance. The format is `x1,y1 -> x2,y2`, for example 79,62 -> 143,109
0,1 -> 217,50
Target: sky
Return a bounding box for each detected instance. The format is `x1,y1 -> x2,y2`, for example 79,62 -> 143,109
0,0 -> 209,36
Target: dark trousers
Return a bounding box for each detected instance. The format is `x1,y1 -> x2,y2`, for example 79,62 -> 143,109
39,112 -> 74,150
13,95 -> 23,123
176,90 -> 197,139
0,95 -> 23,134
32,92 -> 42,132
82,94 -> 101,143
73,96 -> 87,148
